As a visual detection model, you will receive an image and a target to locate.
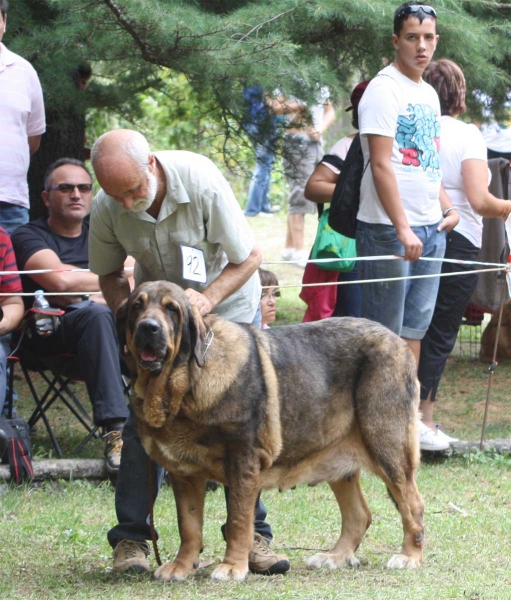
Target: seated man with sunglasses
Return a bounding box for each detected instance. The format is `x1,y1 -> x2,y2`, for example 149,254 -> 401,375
10,158 -> 131,471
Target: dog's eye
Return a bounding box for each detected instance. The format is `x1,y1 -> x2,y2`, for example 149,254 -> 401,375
166,303 -> 177,313
132,300 -> 143,310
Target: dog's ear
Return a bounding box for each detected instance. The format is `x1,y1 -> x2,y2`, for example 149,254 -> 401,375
115,299 -> 129,356
190,305 -> 206,368
171,302 -> 205,368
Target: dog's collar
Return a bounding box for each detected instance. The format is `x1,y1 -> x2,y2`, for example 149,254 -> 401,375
202,329 -> 214,361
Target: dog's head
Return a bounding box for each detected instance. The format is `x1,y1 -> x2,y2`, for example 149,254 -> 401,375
117,281 -> 206,374
116,281 -> 206,427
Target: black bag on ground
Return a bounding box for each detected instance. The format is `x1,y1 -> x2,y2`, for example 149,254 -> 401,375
327,133 -> 368,239
0,416 -> 34,483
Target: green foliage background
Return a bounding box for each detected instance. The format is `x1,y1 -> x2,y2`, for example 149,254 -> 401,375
4,1 -> 511,205
8,1 -> 511,133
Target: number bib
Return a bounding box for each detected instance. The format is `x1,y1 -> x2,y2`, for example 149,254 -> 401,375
180,245 -> 207,284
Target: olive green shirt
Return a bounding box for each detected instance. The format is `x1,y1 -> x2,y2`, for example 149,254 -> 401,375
89,150 -> 260,323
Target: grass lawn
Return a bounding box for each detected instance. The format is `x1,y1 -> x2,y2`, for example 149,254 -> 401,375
1,459 -> 511,600
1,212 -> 511,599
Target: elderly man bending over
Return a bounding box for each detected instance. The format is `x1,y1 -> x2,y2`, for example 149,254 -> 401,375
89,129 -> 290,577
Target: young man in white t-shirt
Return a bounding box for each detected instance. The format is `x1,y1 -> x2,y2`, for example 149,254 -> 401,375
356,2 -> 458,365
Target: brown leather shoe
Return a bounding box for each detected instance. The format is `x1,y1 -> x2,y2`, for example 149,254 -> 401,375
113,539 -> 150,574
248,533 -> 290,575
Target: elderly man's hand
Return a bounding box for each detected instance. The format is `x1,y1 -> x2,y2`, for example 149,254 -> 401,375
184,288 -> 214,316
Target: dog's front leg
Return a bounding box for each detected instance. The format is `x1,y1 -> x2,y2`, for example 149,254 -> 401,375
154,475 -> 206,582
211,466 -> 260,581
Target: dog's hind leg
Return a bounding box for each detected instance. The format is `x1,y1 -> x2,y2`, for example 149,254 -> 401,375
362,421 -> 425,568
384,473 -> 424,569
307,470 -> 372,570
154,475 -> 206,582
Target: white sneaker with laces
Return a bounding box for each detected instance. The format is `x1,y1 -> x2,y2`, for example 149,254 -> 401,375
280,248 -> 295,261
418,421 -> 450,451
292,249 -> 309,268
434,425 -> 459,444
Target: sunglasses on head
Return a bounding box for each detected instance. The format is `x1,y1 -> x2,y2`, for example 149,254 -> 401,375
396,5 -> 437,19
49,183 -> 93,194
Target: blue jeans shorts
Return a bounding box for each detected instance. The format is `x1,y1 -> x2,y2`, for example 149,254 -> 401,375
0,202 -> 29,236
356,221 -> 446,340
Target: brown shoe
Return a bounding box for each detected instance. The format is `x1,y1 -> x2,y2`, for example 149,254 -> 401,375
248,533 -> 290,575
103,430 -> 123,473
113,539 -> 150,574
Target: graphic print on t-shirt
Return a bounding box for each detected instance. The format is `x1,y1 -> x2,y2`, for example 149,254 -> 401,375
396,103 -> 440,172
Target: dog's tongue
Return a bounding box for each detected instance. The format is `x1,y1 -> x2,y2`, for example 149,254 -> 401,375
141,350 -> 158,362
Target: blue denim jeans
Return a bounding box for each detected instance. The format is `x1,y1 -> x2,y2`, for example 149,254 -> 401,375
0,202 -> 29,235
418,230 -> 479,401
0,202 -> 27,416
245,127 -> 277,217
332,268 -> 362,318
356,221 -> 446,340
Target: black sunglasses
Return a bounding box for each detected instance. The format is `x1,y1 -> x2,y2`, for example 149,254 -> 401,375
49,183 -> 93,194
396,5 -> 437,19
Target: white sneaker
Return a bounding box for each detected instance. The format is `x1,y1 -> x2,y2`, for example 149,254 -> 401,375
261,205 -> 281,215
280,248 -> 295,261
434,425 -> 459,444
292,249 -> 309,268
418,421 -> 450,451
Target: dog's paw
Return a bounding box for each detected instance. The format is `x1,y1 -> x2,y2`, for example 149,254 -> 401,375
211,562 -> 248,581
154,560 -> 195,581
387,553 -> 421,569
307,552 -> 360,570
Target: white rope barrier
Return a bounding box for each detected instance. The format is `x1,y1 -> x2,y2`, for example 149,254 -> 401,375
263,255 -> 508,268
0,256 -> 509,297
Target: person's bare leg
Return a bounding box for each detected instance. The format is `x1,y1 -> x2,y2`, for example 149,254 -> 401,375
285,214 -> 294,250
288,213 -> 305,251
419,390 -> 435,429
403,338 -> 420,366
404,338 -> 436,430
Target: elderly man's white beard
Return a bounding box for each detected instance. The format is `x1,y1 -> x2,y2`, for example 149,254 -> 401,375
129,170 -> 158,213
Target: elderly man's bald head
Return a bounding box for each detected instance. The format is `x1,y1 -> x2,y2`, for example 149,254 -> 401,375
90,129 -> 160,212
91,129 -> 151,173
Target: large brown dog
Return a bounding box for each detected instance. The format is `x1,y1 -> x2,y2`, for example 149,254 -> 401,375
117,281 -> 424,582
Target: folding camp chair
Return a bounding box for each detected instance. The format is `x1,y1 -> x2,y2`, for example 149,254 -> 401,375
6,308 -> 130,457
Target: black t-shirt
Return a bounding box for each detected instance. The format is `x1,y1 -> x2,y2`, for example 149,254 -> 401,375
11,217 -> 89,309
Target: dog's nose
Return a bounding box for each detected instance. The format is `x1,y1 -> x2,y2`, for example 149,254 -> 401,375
138,319 -> 162,336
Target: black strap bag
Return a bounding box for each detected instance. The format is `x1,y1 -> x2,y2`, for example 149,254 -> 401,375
327,133 -> 369,239
0,417 -> 34,483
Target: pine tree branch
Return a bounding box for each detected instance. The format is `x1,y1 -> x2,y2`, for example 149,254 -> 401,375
99,0 -> 159,61
234,4 -> 307,43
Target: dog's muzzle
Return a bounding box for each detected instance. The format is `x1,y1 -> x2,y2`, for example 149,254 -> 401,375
134,318 -> 168,372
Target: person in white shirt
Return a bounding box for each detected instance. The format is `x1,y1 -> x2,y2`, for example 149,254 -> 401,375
356,2 -> 458,367
418,58 -> 511,451
304,80 -> 371,321
0,0 -> 46,234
